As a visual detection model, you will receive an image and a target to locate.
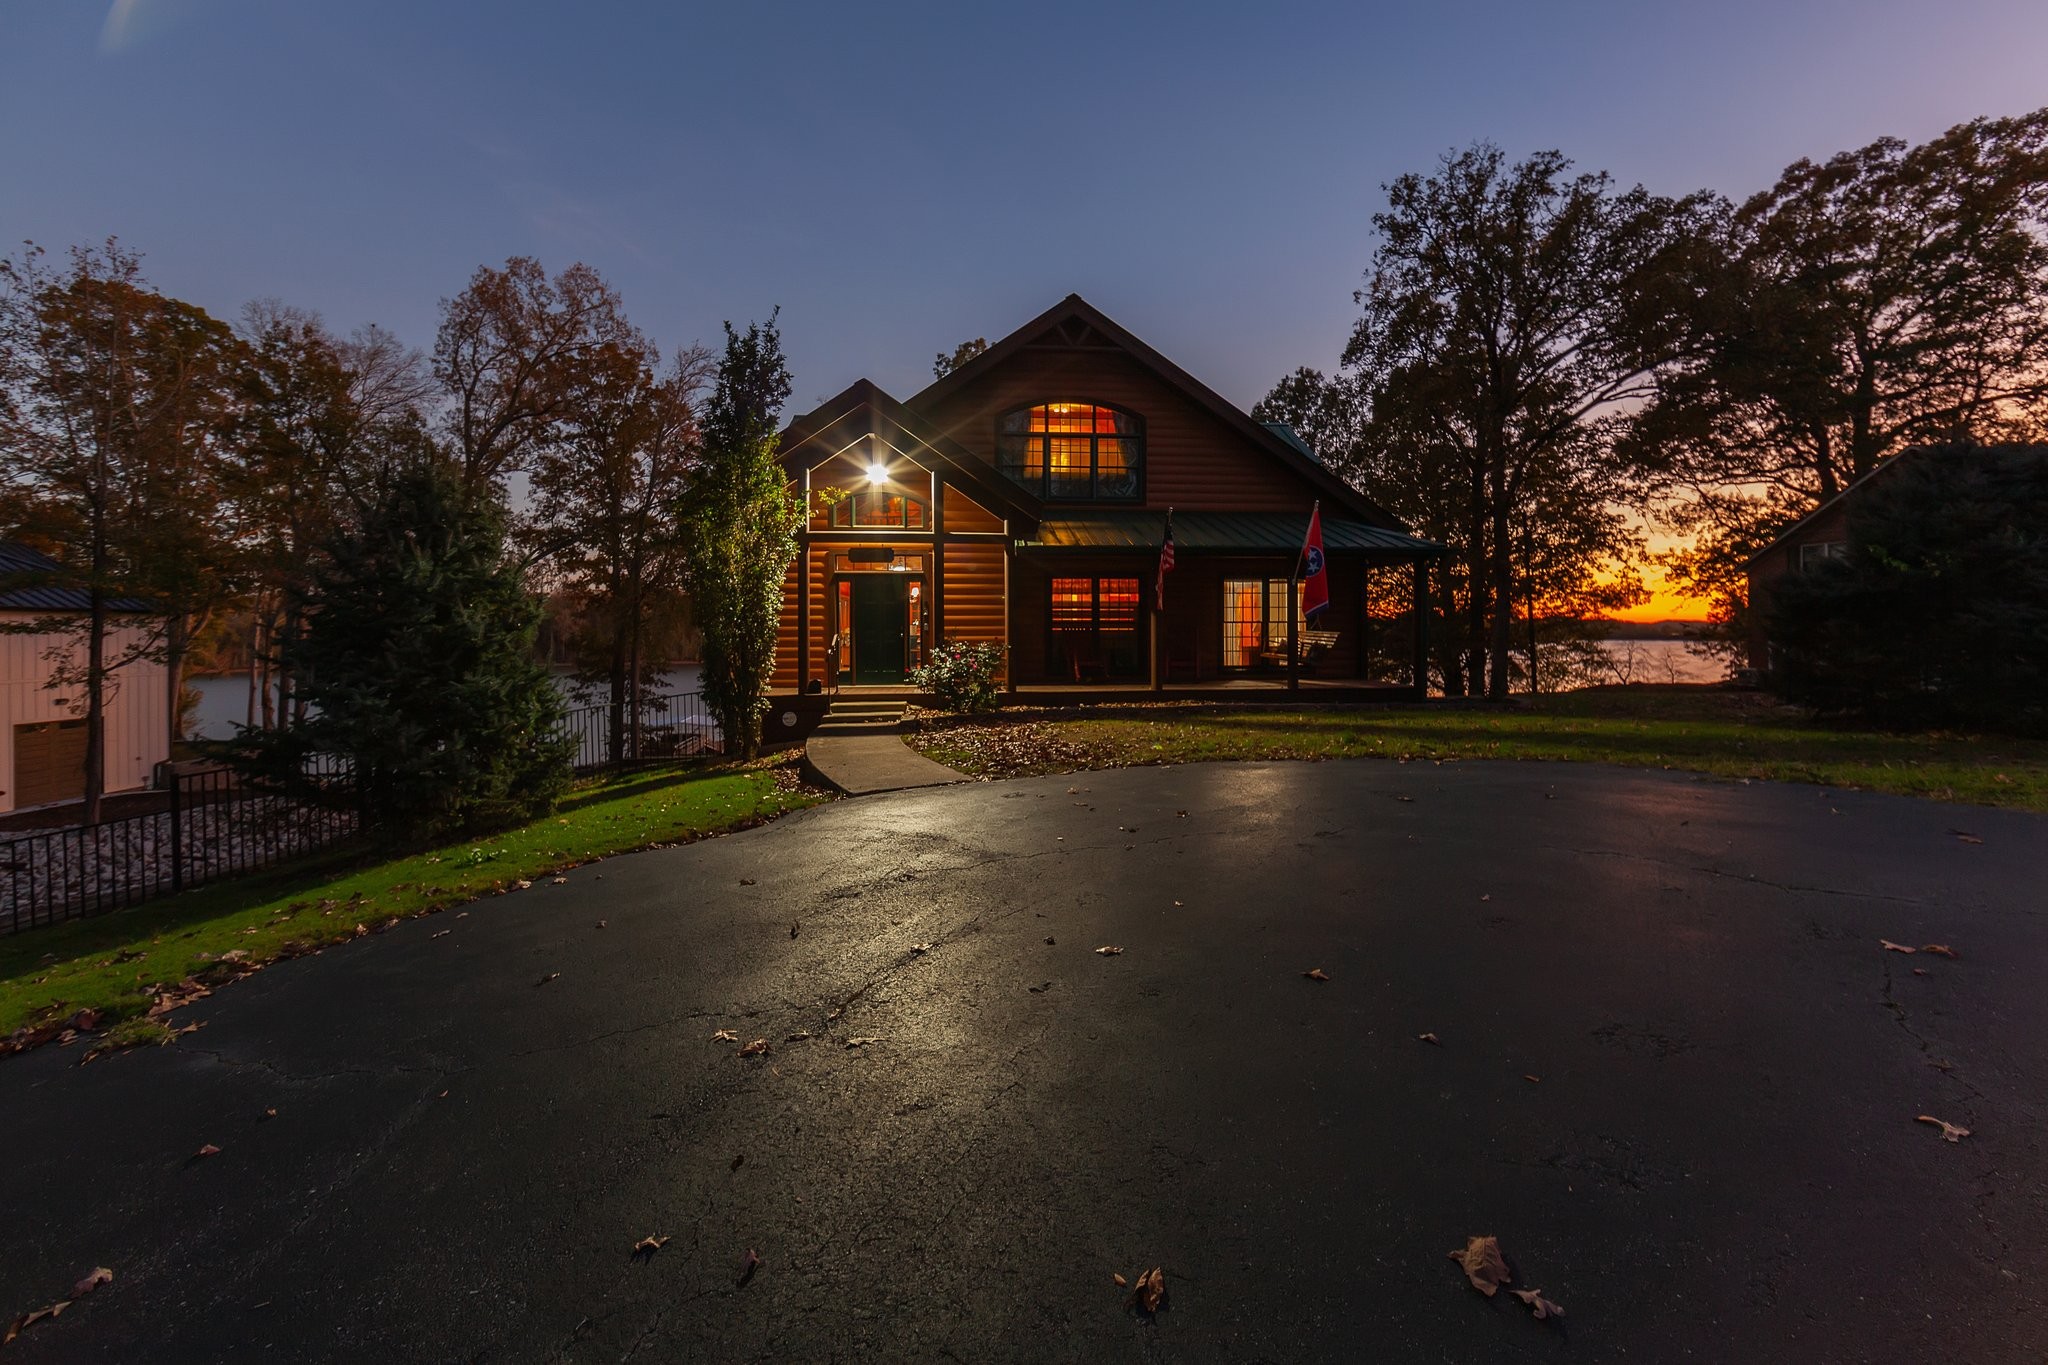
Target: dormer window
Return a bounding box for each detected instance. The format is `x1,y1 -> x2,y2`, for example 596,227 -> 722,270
996,402 -> 1142,501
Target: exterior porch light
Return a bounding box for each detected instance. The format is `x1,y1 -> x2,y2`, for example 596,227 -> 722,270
866,460 -> 889,484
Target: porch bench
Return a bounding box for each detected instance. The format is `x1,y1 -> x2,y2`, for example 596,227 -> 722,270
1256,629 -> 1341,675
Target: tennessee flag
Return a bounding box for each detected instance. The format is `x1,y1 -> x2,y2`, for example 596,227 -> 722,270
1300,502 -> 1329,621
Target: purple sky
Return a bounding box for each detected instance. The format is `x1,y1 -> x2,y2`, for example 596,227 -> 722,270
5,1 -> 2046,413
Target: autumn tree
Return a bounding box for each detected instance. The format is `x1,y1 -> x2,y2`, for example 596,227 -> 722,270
0,241 -> 241,821
432,257 -> 635,496
1638,109 -> 2048,620
677,313 -> 801,758
1264,145 -> 1702,695
933,337 -> 988,379
523,330 -> 708,763
229,303 -> 436,728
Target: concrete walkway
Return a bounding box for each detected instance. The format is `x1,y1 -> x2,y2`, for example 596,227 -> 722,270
803,733 -> 964,795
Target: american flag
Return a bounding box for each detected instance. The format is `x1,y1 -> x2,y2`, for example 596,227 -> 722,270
1155,508 -> 1175,611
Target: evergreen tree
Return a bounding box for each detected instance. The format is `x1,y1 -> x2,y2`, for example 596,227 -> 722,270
248,458 -> 572,842
678,313 -> 801,759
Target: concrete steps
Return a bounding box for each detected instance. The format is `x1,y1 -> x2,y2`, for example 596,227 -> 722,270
811,698 -> 909,736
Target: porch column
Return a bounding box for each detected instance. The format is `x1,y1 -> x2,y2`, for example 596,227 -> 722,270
931,472 -> 946,645
796,532 -> 810,694
1410,555 -> 1429,697
1287,568 -> 1301,693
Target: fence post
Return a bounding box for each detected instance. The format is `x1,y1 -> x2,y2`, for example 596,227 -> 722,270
167,767 -> 184,895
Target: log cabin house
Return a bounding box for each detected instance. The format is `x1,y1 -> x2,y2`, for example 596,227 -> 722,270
766,295 -> 1438,738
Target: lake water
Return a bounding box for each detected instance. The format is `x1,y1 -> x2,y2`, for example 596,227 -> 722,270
187,665 -> 704,741
1589,638 -> 1729,686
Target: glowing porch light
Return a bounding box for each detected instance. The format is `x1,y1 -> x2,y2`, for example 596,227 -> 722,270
866,461 -> 888,484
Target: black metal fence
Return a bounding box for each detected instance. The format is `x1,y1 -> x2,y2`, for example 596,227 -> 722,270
557,690 -> 723,772
0,691 -> 722,935
0,760 -> 356,936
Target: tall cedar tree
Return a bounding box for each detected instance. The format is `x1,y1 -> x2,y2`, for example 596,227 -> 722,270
679,314 -> 800,758
0,241 -> 240,822
1638,110 -> 2048,623
248,459 -> 572,842
1768,443 -> 2048,734
523,333 -> 707,763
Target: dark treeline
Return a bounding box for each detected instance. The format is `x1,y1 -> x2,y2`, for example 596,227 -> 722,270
0,246 -> 797,828
1257,109 -> 2048,697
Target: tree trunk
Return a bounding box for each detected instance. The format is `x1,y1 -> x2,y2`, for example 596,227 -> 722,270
1488,493 -> 1514,701
83,587 -> 107,827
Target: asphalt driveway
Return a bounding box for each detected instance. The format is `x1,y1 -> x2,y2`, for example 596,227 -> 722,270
2,760 -> 2044,1362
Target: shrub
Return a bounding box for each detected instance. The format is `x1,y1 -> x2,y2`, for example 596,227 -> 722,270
910,640 -> 1005,713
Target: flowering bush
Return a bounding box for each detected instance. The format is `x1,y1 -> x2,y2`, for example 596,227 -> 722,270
909,639 -> 1005,713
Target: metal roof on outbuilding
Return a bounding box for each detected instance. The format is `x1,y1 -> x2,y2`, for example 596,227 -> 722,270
1022,510 -> 1441,557
0,541 -> 157,613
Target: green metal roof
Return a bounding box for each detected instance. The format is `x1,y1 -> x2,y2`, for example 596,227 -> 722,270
1022,510 -> 1441,557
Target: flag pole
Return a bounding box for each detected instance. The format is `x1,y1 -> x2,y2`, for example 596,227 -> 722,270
1288,501 -> 1317,693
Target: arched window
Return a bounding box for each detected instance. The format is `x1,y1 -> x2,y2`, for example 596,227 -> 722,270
995,402 -> 1142,500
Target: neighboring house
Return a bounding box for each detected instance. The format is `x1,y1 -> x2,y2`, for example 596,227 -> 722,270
0,541 -> 168,815
766,294 -> 1439,732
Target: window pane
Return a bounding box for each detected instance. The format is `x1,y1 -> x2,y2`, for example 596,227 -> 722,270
999,408 -> 1033,435
905,498 -> 924,528
1051,578 -> 1093,632
1095,437 -> 1139,498
1223,579 -> 1264,667
1043,403 -> 1095,434
1098,578 -> 1140,632
1048,436 -> 1092,498
1266,580 -> 1295,648
996,434 -> 1040,489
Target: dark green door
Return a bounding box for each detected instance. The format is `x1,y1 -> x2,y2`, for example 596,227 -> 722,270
851,575 -> 909,683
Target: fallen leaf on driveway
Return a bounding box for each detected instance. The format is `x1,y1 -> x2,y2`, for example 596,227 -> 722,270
1303,968 -> 1330,982
1953,832 -> 1983,844
596,920 -> 607,929
632,1235 -> 669,1258
845,1036 -> 882,1048
910,942 -> 934,955
737,1249 -> 760,1287
193,1143 -> 221,1160
4,1268 -> 113,1346
1921,944 -> 1960,958
1511,1287 -> 1563,1319
1044,936 -> 1056,945
785,1030 -> 811,1042
1028,982 -> 1053,994
551,876 -> 567,885
1448,1235 -> 1511,1296
1095,946 -> 1123,956
1112,1272 -> 1127,1287
1917,1115 -> 1971,1142
1131,1266 -> 1166,1313
513,879 -> 533,890
430,930 -> 450,940
739,878 -> 756,886
710,1029 -> 738,1043
730,1153 -> 745,1171
260,1108 -> 277,1121
737,1039 -> 770,1058
1880,940 -> 1917,954
1912,967 -> 1930,976
1419,1032 -> 1441,1046
1523,1075 -> 1541,1083
534,972 -> 560,986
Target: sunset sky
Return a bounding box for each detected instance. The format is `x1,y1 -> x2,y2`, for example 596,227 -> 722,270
7,1 -> 2047,621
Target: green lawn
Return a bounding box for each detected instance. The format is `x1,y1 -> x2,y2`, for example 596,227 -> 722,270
1,762 -> 826,1052
909,686 -> 2048,812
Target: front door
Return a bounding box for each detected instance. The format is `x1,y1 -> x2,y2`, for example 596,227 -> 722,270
850,575 -> 910,683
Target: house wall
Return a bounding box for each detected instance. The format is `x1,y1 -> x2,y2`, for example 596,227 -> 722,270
1744,503 -> 1851,670
1008,553 -> 1369,682
0,615 -> 168,813
909,347 -> 1329,513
